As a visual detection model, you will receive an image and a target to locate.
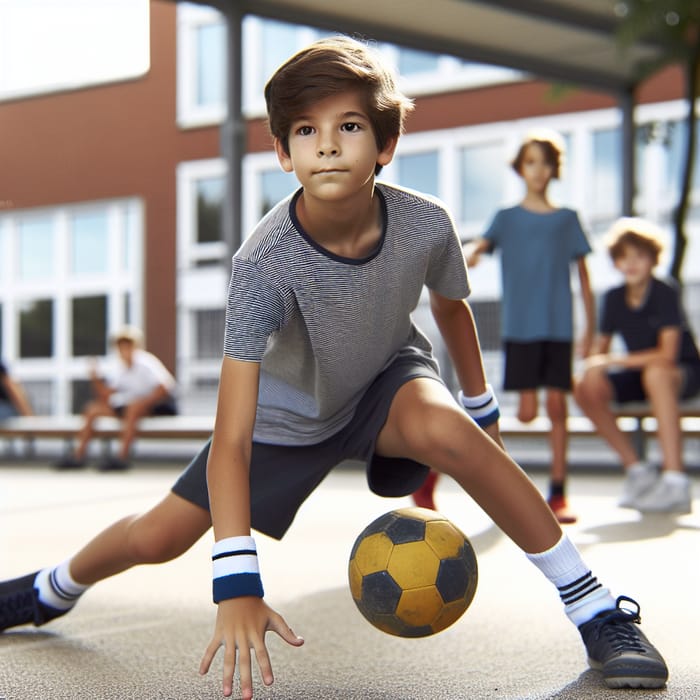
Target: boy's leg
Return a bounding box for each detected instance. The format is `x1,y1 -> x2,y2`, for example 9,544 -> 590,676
376,376 -> 668,688
632,362 -> 691,513
55,400 -> 115,469
545,388 -> 576,524
1,492 -> 211,631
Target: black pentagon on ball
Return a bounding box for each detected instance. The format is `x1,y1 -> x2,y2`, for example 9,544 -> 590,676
358,570 -> 402,616
384,514 -> 426,545
349,511 -> 397,559
435,546 -> 478,603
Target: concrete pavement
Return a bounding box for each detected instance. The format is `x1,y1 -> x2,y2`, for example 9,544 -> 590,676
1,462 -> 699,699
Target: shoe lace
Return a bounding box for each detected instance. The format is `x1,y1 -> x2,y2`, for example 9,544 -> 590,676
593,595 -> 645,653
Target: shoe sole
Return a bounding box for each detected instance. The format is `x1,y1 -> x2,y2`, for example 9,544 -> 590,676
588,658 -> 668,689
636,503 -> 691,515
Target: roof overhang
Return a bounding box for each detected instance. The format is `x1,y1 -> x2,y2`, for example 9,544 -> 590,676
187,0 -> 666,94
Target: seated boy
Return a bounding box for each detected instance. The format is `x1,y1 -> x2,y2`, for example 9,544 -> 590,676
575,217 -> 700,513
1,38 -> 668,699
55,326 -> 178,471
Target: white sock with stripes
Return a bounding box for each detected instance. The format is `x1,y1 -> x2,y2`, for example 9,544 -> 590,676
34,560 -> 90,611
526,534 -> 616,626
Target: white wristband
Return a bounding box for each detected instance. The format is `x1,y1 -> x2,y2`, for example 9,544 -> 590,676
458,384 -> 500,428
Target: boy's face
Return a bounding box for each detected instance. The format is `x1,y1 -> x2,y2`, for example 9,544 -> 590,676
274,89 -> 396,201
613,243 -> 655,286
519,143 -> 554,193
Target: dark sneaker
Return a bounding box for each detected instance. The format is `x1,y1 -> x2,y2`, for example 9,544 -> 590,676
53,456 -> 86,470
0,571 -> 67,632
578,596 -> 668,689
97,456 -> 130,472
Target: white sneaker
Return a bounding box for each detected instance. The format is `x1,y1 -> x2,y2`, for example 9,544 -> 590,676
619,463 -> 657,508
633,473 -> 692,515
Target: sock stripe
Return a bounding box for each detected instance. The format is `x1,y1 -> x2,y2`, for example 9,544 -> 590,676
558,572 -> 603,606
49,569 -> 82,602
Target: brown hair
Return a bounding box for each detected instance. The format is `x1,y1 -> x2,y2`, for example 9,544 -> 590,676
264,36 -> 413,172
605,217 -> 665,267
511,130 -> 564,179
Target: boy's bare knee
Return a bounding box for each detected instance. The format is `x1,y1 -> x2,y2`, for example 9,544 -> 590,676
126,515 -> 187,564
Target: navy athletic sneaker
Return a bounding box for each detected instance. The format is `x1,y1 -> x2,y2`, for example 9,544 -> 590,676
578,596 -> 668,689
0,571 -> 66,632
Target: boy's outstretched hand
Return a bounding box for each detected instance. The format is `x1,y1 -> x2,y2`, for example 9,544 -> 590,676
199,596 -> 304,699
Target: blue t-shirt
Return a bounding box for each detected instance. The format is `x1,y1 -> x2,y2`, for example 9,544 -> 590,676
483,205 -> 591,342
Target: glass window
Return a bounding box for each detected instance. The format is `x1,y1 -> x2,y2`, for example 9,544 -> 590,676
19,299 -> 53,358
71,379 -> 92,414
460,142 -> 506,224
260,169 -> 297,219
195,309 -> 225,359
592,128 -> 622,218
22,379 -> 53,416
666,119 -> 700,198
260,20 -> 303,86
197,176 -> 225,243
398,48 -> 440,76
397,151 -> 439,197
72,296 -> 107,356
196,22 -> 226,107
19,217 -> 53,280
71,210 -> 109,275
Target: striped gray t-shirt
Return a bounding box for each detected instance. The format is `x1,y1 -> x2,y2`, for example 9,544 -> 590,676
224,182 -> 471,445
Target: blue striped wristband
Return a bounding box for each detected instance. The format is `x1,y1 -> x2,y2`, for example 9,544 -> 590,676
459,385 -> 500,428
212,536 -> 264,603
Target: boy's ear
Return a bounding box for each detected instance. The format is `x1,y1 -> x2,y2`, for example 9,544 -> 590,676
377,136 -> 399,168
274,137 -> 294,173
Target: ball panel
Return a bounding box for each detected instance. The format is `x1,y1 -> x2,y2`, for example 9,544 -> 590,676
387,541 -> 439,588
395,586 -> 444,627
431,597 -> 472,634
358,570 -> 403,616
351,532 -> 393,575
424,520 -> 467,559
435,553 -> 477,604
384,514 -> 426,545
349,511 -> 398,559
348,559 -> 363,600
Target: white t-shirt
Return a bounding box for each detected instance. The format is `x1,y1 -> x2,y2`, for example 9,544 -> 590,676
105,349 -> 176,408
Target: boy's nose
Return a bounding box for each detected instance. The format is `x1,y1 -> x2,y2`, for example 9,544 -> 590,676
317,145 -> 339,156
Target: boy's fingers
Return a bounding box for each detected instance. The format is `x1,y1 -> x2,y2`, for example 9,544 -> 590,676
198,637 -> 221,675
222,643 -> 238,698
253,642 -> 274,687
268,614 -> 305,647
235,646 -> 252,700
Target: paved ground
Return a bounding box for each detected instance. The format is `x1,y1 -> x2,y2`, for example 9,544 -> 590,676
1,461 -> 699,699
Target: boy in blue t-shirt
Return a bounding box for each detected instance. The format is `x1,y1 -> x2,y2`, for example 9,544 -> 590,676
425,131 -> 594,525
575,217 -> 699,514
0,38 -> 667,698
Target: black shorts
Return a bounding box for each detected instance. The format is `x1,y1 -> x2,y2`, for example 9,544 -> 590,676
113,398 -> 178,418
503,340 -> 572,392
171,352 -> 441,540
608,364 -> 700,403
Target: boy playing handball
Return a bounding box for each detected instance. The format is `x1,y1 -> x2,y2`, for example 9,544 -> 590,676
1,36 -> 667,699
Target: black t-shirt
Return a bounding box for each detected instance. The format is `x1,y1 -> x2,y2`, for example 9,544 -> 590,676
600,277 -> 700,364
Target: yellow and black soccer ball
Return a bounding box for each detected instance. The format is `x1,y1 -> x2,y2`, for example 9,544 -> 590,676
348,507 -> 478,637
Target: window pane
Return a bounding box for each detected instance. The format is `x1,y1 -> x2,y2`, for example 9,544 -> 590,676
197,177 -> 225,243
666,119 -> 700,199
19,218 -> 53,280
460,142 -> 506,223
195,309 -> 225,359
22,379 -> 53,415
397,151 -> 439,196
72,296 -> 107,356
19,299 -> 53,358
196,23 -> 226,107
71,379 -> 92,414
398,48 -> 440,76
260,169 -> 297,218
592,128 -> 622,217
261,21 -> 299,86
71,210 -> 109,275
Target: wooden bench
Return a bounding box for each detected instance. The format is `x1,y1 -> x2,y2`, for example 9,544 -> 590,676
496,398 -> 700,461
0,415 -> 214,459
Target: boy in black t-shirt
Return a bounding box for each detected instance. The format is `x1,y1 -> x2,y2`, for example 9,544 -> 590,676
575,217 -> 700,514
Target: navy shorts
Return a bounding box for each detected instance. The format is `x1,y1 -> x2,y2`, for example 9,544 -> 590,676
171,352 -> 441,540
503,340 -> 572,392
608,364 -> 700,403
113,398 -> 178,418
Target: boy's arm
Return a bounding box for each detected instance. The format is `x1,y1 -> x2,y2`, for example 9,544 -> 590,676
587,328 -> 680,371
429,291 -> 504,447
201,356 -> 303,699
576,257 -> 595,358
462,238 -> 490,267
1,374 -> 33,416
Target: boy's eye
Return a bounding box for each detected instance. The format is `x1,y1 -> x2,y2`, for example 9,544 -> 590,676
296,125 -> 314,136
341,122 -> 361,132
